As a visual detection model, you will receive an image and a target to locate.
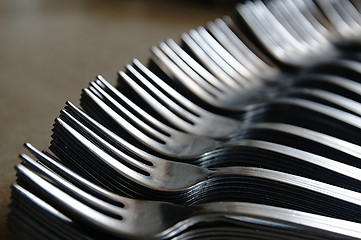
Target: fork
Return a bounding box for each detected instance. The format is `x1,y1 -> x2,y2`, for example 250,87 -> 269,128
271,0 -> 361,47
150,36 -> 361,113
265,0 -> 328,53
79,70 -> 361,163
215,15 -> 282,75
314,0 -> 361,41
150,43 -> 248,111
236,1 -> 310,67
235,0 -> 361,68
20,144 -> 361,226
8,184 -> 93,240
10,1 -> 361,239
205,18 -> 278,80
50,106 -> 361,197
64,99 -> 361,167
21,140 -> 361,222
14,160 -> 361,240
115,61 -> 361,142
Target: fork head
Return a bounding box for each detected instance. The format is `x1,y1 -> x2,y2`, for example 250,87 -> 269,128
79,79 -> 225,157
14,154 -> 198,239
52,107 -> 215,191
119,60 -> 246,138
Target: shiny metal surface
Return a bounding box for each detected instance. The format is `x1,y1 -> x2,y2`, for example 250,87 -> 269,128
8,0 -> 361,239
236,0 -> 361,67
13,150 -> 361,239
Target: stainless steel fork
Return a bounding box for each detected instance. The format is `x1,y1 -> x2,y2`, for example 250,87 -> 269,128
64,99 -> 361,166
14,163 -> 361,240
236,0 -> 361,67
315,0 -> 361,41
116,61 -> 361,142
10,1 -> 361,239
79,71 -> 361,164
50,107 -> 361,198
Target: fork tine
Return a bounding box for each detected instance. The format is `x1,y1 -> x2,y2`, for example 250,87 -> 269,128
9,184 -> 91,240
64,100 -> 170,162
236,2 -> 310,67
14,164 -> 134,238
51,117 -> 181,198
195,26 -> 262,85
292,0 -> 333,37
71,94 -> 222,158
156,42 -> 232,95
221,15 -> 282,71
149,44 -> 268,116
179,32 -> 247,91
266,0 -> 321,53
81,85 -> 173,149
331,0 -> 361,37
181,31 -> 251,88
50,117 -> 155,197
187,28 -> 253,87
121,66 -> 201,127
206,19 -> 276,78
59,101 -> 361,184
236,2 -> 290,62
315,0 -> 358,40
93,74 -> 219,140
19,153 -> 126,218
136,56 -> 255,116
23,142 -> 130,206
277,0 -> 330,48
165,38 -> 244,92
125,60 -> 246,137
264,0 -> 316,50
60,109 -> 154,172
150,45 -> 242,110
89,81 -> 173,141
252,0 -> 308,54
53,116 -> 153,181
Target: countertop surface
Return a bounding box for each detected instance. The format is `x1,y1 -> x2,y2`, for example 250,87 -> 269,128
0,0 -> 232,238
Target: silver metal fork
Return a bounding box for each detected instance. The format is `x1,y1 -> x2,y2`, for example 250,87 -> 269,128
117,61 -> 361,140
64,99 -> 361,166
150,43 -> 247,111
214,16 -> 281,78
79,71 -> 361,164
151,33 -> 361,112
51,105 -> 361,196
265,0 -> 328,53
314,0 -> 361,41
237,1 -> 307,67
21,139 -> 361,221
14,161 -> 361,240
236,0 -> 361,67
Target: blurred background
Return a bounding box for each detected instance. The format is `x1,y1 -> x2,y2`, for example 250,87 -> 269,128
0,0 -> 236,238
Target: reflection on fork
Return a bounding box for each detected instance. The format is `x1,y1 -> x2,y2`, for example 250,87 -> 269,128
9,1 -> 361,239
13,159 -> 361,239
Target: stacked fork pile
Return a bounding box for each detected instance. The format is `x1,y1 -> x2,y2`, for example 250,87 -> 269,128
8,0 -> 361,239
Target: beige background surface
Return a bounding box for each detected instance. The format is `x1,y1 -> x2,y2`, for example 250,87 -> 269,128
0,0 -> 233,238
